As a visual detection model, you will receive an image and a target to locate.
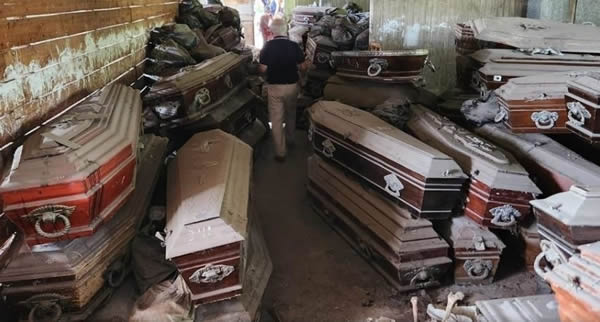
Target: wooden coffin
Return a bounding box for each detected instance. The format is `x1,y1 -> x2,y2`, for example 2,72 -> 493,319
565,75 -> 600,144
323,75 -> 418,109
543,242 -> 600,322
292,6 -> 335,27
0,84 -> 141,246
144,52 -> 247,126
475,294 -> 560,322
306,36 -> 338,70
0,135 -> 167,319
308,101 -> 467,220
331,50 -> 430,83
307,155 -> 452,292
445,216 -> 505,284
475,124 -> 600,196
520,219 -> 542,273
0,213 -> 22,269
206,25 -> 241,51
455,23 -> 479,55
471,17 -> 600,55
407,105 -> 541,229
165,129 -> 251,305
531,186 -> 600,262
472,49 -> 600,67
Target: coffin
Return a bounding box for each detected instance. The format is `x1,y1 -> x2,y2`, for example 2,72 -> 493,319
0,135 -> 167,320
455,23 -> 479,55
531,186 -> 600,267
471,49 -> 600,67
475,124 -> 600,196
0,84 -> 141,246
475,294 -> 560,322
565,75 -> 600,144
292,6 -> 335,26
308,101 -> 467,220
543,242 -> 600,322
331,50 -> 430,83
407,106 -> 541,229
143,52 -> 247,127
323,75 -> 418,109
306,36 -> 338,70
165,129 -> 251,305
471,17 -> 600,55
0,213 -> 22,269
206,26 -> 241,52
520,219 -> 542,272
307,155 -> 452,292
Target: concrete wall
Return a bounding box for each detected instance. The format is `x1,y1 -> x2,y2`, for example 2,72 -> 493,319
527,0 -> 600,25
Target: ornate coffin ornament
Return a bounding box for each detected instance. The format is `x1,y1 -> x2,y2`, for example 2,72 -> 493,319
0,84 -> 141,245
307,155 -> 452,292
407,105 -> 540,229
308,101 -> 467,219
165,129 -> 251,305
565,75 -> 600,144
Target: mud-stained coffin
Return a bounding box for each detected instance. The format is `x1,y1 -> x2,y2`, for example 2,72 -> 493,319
407,106 -> 540,229
306,36 -> 338,70
0,84 -> 141,246
475,294 -> 560,322
475,124 -> 600,196
445,216 -> 505,284
165,130 -> 251,305
0,135 -> 167,320
331,50 -> 431,83
543,242 -> 600,322
143,52 -> 247,128
308,101 -> 467,220
292,6 -> 335,26
307,155 -> 452,292
531,186 -> 600,270
565,75 -> 600,144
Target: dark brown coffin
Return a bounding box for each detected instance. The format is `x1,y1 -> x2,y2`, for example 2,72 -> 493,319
542,242 -> 600,322
407,105 -> 541,229
144,52 -> 247,126
475,124 -> 600,196
307,155 -> 452,292
0,135 -> 167,319
331,50 -> 430,83
444,216 -> 505,284
165,130 -> 251,305
308,101 -> 467,220
292,6 -> 335,26
455,23 -> 479,55
565,75 -> 600,144
306,36 -> 338,70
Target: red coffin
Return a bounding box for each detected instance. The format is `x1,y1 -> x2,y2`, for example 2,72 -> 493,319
0,84 -> 141,246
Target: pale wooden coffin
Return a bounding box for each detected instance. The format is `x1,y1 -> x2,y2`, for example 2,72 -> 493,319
0,135 -> 167,319
475,294 -> 560,322
0,84 -> 141,246
565,75 -> 600,144
307,155 -> 452,292
165,129 -> 251,305
144,52 -> 247,127
407,105 -> 541,229
292,6 -> 335,26
543,242 -> 600,322
471,17 -> 600,55
308,101 -> 467,220
475,124 -> 600,196
331,50 -> 430,83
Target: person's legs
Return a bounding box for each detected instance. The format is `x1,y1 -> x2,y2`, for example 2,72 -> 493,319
267,84 -> 286,158
283,83 -> 299,146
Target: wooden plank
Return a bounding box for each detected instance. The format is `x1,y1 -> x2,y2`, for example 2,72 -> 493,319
0,0 -> 130,19
130,2 -> 178,21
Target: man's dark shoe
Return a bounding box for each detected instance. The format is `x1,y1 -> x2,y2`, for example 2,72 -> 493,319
274,155 -> 286,162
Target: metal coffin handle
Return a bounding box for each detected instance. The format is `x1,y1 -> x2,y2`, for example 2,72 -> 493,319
463,259 -> 493,280
531,111 -> 559,130
194,88 -> 212,106
25,205 -> 76,239
322,139 -> 336,158
384,173 -> 404,198
489,205 -> 521,227
534,240 -> 568,278
567,101 -> 591,126
367,58 -> 389,77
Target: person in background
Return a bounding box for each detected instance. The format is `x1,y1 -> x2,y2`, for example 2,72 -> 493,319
259,16 -> 310,162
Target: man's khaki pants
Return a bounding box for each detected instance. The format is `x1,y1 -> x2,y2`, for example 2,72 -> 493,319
266,83 -> 299,158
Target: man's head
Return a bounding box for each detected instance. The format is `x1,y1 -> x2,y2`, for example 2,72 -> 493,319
269,16 -> 287,37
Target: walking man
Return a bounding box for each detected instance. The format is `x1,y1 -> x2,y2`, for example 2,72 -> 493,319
259,17 -> 309,161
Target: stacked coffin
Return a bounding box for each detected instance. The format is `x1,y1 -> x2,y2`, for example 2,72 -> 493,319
407,105 -> 541,229
565,74 -> 600,144
292,6 -> 335,27
542,241 -> 600,321
165,129 -> 252,305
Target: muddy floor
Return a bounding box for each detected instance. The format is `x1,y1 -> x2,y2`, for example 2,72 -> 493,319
93,129 -> 548,322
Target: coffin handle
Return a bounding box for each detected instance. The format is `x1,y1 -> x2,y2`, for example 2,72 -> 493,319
194,88 -> 212,106
494,109 -> 508,123
384,173 -> 404,198
567,101 -> 591,126
531,111 -> 559,130
534,240 -> 568,278
425,57 -> 437,73
322,139 -> 336,158
489,205 -> 521,227
316,52 -> 330,64
367,58 -> 388,77
464,259 -> 493,280
25,205 -> 75,239
409,269 -> 435,288
21,293 -> 69,322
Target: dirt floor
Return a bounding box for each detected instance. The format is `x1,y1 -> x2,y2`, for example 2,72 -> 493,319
93,129 -> 549,322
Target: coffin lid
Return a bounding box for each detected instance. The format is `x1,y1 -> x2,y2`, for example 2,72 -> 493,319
309,101 -> 466,180
579,241 -> 600,260
475,295 -> 560,322
476,124 -> 600,188
292,6 -> 335,15
331,49 -> 429,57
165,130 -> 251,260
471,17 -> 600,54
144,52 -> 243,101
496,70 -> 600,102
408,105 -> 540,194
479,63 -> 595,78
530,185 -> 600,226
449,216 -> 505,251
544,253 -> 600,312
471,49 -> 600,65
567,74 -> 600,102
0,84 -> 140,191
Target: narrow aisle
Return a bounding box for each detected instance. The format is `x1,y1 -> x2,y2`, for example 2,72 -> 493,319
253,130 -> 409,322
